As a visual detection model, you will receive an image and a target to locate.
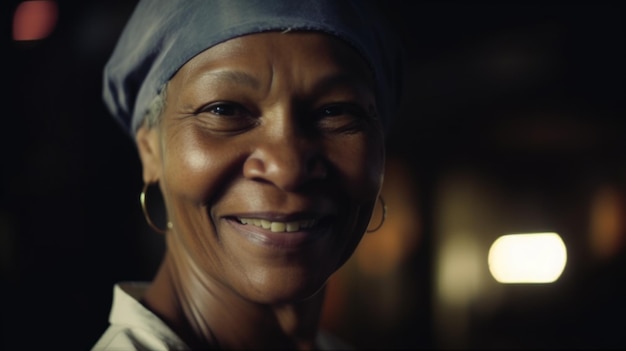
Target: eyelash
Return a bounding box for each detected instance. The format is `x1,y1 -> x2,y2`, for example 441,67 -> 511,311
199,102 -> 369,118
316,103 -> 368,119
201,101 -> 252,117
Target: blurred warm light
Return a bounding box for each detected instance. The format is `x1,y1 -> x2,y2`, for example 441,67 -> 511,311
13,1 -> 58,41
437,236 -> 482,305
488,232 -> 566,283
590,185 -> 625,260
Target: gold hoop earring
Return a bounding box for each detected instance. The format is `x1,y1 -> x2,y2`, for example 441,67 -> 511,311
140,182 -> 171,234
366,195 -> 387,233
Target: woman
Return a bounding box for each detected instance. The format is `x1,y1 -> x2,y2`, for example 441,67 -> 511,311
93,0 -> 403,349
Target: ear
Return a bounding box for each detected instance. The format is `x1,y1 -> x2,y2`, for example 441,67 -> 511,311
135,125 -> 162,184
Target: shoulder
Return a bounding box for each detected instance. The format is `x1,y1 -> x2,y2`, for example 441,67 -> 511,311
92,324 -> 187,351
91,282 -> 189,351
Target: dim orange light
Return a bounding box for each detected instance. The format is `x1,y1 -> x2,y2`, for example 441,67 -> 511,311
13,1 -> 58,41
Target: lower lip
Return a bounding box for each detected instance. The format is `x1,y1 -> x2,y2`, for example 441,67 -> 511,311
225,218 -> 330,250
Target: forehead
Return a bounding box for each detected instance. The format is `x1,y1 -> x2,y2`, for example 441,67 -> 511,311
171,31 -> 375,88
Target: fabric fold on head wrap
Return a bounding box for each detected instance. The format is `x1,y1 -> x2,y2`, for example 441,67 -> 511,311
103,0 -> 403,137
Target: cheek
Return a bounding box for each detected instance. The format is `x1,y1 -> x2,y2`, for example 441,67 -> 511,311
329,134 -> 385,199
327,134 -> 384,260
329,135 -> 383,269
158,128 -> 244,276
161,128 -> 239,204
165,143 -> 212,201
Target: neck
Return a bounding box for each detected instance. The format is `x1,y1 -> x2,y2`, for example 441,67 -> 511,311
143,250 -> 326,350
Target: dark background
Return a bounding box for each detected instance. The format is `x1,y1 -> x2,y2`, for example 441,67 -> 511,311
2,1 -> 624,349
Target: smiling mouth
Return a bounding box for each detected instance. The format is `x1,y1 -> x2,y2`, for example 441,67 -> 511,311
237,218 -> 319,232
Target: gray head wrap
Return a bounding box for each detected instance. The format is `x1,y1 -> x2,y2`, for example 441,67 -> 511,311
103,0 -> 403,137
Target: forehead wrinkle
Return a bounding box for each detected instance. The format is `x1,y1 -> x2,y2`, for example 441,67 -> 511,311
193,70 -> 262,90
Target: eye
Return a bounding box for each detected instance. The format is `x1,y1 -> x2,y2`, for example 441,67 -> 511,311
203,102 -> 250,117
194,101 -> 257,133
317,103 -> 370,119
314,103 -> 372,133
320,104 -> 349,117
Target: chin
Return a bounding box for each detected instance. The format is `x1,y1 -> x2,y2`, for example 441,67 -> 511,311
241,269 -> 331,305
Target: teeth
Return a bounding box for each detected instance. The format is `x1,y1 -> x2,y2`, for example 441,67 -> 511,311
238,218 -> 317,232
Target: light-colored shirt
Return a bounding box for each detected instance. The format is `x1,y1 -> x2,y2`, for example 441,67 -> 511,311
92,282 -> 352,350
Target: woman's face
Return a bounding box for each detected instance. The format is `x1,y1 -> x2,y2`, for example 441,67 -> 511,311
137,32 -> 385,303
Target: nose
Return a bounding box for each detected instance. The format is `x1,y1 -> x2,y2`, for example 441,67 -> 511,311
243,130 -> 327,192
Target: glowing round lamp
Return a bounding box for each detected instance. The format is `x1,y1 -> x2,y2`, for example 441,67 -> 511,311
488,233 -> 567,283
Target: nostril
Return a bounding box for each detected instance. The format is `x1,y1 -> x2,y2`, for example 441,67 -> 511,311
242,157 -> 266,180
243,138 -> 326,191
